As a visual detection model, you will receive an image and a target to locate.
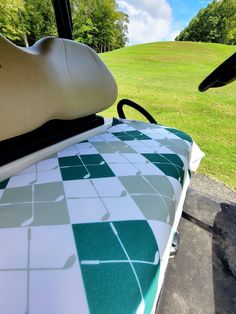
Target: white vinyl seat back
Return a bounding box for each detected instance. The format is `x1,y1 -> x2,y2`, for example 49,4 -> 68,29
0,35 -> 118,141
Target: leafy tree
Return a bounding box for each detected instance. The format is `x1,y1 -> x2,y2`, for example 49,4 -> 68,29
71,0 -> 129,52
0,0 -> 28,46
219,0 -> 236,44
113,12 -> 129,49
0,0 -> 128,51
72,0 -> 98,47
0,0 -> 56,46
176,0 -> 236,45
23,0 -> 57,46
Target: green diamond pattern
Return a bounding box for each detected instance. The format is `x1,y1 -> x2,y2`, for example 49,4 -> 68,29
59,154 -> 115,180
112,118 -> 123,126
113,131 -> 151,141
73,220 -> 159,314
0,182 -> 69,228
0,179 -> 9,190
143,153 -> 185,186
165,128 -> 192,143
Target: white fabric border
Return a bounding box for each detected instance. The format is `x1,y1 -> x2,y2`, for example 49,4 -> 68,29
150,140 -> 203,313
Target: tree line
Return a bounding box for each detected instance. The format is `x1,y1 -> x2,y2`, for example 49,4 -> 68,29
176,0 -> 236,45
0,0 -> 129,52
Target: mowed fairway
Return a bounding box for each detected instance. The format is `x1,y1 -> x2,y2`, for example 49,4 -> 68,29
100,41 -> 236,188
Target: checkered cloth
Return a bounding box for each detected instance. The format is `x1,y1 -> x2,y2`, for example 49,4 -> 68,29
0,118 -> 204,314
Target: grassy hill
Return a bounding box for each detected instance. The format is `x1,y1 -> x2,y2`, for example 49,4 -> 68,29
100,41 -> 236,188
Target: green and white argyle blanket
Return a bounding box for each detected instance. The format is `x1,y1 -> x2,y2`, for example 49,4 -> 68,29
0,118 -> 204,314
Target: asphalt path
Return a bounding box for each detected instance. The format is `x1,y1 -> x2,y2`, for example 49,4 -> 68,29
157,174 -> 236,314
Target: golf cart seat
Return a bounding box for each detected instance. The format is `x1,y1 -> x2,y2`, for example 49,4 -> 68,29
0,36 -> 204,314
0,35 -> 117,142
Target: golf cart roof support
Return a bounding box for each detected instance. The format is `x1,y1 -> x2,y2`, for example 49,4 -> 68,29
51,0 -> 73,40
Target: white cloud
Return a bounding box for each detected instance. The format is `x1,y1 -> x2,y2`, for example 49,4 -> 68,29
117,0 -> 181,45
123,0 -> 172,19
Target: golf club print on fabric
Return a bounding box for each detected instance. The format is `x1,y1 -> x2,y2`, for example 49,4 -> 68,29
73,220 -> 160,314
0,118 -> 202,314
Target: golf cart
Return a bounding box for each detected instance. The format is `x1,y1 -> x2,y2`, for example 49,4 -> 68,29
2,1 -> 234,313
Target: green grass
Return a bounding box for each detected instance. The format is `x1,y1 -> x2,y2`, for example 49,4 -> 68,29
100,41 -> 236,188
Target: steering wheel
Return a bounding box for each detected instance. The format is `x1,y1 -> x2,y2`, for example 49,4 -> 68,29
198,52 -> 236,92
117,99 -> 157,124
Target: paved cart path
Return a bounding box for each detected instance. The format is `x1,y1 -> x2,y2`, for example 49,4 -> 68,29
157,173 -> 236,314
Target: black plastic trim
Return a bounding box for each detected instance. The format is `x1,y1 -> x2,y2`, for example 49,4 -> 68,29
0,115 -> 104,166
51,0 -> 73,40
117,99 -> 157,124
198,52 -> 236,92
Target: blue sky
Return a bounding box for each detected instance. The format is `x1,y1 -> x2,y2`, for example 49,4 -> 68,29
117,0 -> 212,45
